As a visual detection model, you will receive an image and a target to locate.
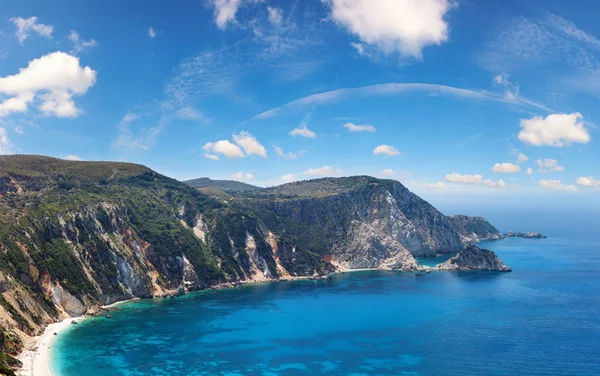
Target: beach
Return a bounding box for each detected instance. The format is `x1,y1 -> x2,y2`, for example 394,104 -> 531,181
17,318 -> 73,376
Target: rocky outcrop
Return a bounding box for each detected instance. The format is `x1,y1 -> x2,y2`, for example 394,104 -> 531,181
505,231 -> 547,239
436,245 -> 511,272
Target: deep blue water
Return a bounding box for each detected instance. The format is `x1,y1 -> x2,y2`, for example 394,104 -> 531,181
51,236 -> 600,375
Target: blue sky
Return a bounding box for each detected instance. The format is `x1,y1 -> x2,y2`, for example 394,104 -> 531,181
1,0 -> 600,210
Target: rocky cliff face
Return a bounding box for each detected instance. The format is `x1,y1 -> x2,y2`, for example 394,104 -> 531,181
239,177 -> 502,266
436,245 -> 511,272
0,157 -> 503,372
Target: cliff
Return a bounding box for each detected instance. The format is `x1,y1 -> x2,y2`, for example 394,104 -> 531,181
0,157 -> 503,372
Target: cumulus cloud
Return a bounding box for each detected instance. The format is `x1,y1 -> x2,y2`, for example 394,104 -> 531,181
203,131 -> 267,159
290,124 -> 317,138
280,173 -> 295,183
267,7 -> 283,26
232,131 -> 268,157
428,181 -> 445,189
576,176 -> 600,188
373,145 -> 400,156
62,154 -> 83,161
492,163 -> 521,173
536,159 -> 565,173
538,179 -> 577,192
203,140 -> 244,159
303,166 -> 342,176
273,145 -> 298,160
10,16 -> 53,44
484,179 -> 507,189
519,113 -> 590,147
445,173 -> 506,189
232,172 -> 254,181
68,30 -> 97,54
381,169 -> 396,177
324,0 -> 454,58
445,173 -> 483,184
526,167 -> 534,176
0,51 -> 97,118
343,122 -> 376,132
517,153 -> 528,163
0,127 -> 15,155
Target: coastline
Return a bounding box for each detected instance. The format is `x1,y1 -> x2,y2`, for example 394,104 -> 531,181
16,318 -> 73,376
12,263 -> 461,376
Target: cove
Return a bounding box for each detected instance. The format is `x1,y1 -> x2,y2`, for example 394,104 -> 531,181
51,237 -> 600,375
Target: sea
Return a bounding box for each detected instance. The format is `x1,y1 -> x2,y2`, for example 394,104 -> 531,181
50,210 -> 600,375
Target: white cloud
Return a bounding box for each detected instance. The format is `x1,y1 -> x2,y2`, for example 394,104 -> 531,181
232,131 -> 268,157
373,145 -> 400,156
519,113 -> 590,147
0,51 -> 97,118
323,0 -> 454,58
481,14 -> 600,99
0,127 -> 15,155
111,112 -> 167,153
290,124 -> 316,138
68,30 -> 97,54
62,154 -> 83,161
526,167 -> 534,176
484,179 -> 507,189
253,82 -> 550,120
381,169 -> 396,177
427,181 -> 445,189
273,145 -> 298,160
203,140 -> 245,159
517,153 -> 528,163
148,27 -> 158,39
445,173 -> 483,184
538,179 -> 577,192
10,16 -> 53,44
344,122 -> 376,132
280,173 -> 295,183
303,166 -> 342,176
175,107 -> 207,122
350,42 -> 369,57
204,153 -> 219,161
267,7 -> 283,26
492,163 -> 521,173
211,0 -> 243,29
576,176 -> 600,188
536,159 -> 565,173
232,172 -> 254,181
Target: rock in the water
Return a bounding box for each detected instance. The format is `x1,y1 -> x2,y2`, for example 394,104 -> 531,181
436,245 -> 511,272
505,231 -> 546,239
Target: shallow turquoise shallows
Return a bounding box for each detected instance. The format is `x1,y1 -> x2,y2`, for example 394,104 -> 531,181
51,236 -> 600,375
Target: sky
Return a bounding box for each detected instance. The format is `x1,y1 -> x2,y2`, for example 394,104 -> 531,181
1,0 -> 600,212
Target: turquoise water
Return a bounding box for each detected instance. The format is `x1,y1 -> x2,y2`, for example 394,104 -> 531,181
51,236 -> 600,375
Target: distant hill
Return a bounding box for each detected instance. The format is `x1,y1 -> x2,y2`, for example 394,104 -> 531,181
184,177 -> 260,192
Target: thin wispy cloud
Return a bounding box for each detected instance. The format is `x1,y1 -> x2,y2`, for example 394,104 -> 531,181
254,83 -> 551,119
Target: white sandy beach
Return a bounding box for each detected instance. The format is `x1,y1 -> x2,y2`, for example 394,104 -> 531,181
17,318 -> 74,376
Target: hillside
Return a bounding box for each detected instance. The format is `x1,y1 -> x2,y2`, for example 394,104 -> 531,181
0,156 -> 502,374
184,177 -> 260,192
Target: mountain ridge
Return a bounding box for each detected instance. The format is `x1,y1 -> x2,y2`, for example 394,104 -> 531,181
0,155 -> 505,373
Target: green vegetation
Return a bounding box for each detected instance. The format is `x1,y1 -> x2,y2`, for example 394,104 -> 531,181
184,177 -> 260,192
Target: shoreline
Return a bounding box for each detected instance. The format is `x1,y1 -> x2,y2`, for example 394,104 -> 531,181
12,262 -> 470,376
16,318 -> 73,376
